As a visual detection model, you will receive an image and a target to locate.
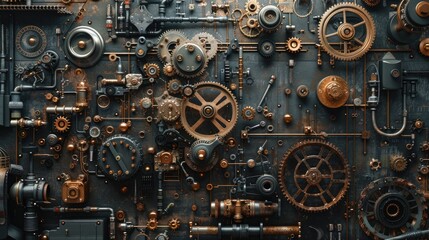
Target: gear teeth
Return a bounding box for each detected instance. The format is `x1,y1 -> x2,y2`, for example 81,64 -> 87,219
171,41 -> 209,79
143,63 -> 160,78
157,30 -> 188,63
245,0 -> 261,13
286,37 -> 303,54
191,32 -> 219,60
318,2 -> 376,61
54,116 -> 71,133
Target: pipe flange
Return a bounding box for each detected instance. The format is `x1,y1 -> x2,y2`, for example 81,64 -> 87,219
65,26 -> 104,68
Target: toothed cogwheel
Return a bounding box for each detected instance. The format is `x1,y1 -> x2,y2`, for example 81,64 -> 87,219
172,41 -> 208,79
191,32 -> 219,60
238,12 -> 262,38
163,63 -> 176,77
369,158 -> 381,171
168,218 -> 181,230
318,3 -> 376,61
167,79 -> 182,94
362,0 -> 381,7
241,106 -> 256,120
286,37 -> 303,53
181,82 -> 238,140
245,0 -> 261,13
54,116 -> 71,133
278,139 -> 350,212
157,30 -> 188,63
143,63 -> 160,78
390,154 -> 408,172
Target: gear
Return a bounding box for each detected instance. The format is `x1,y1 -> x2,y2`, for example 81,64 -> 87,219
241,106 -> 256,120
238,12 -> 262,38
191,32 -> 219,60
167,79 -> 182,94
245,0 -> 261,13
278,139 -> 350,212
181,82 -> 238,140
157,30 -> 188,63
15,25 -> 47,58
53,116 -> 71,133
317,75 -> 350,108
362,0 -> 381,7
257,39 -> 276,57
390,154 -> 408,172
168,218 -> 180,230
171,41 -> 208,79
286,37 -> 303,53
163,63 -> 176,77
318,3 -> 376,61
369,158 -> 381,171
358,177 -> 427,240
143,63 -> 160,79
155,91 -> 182,122
15,63 -> 45,83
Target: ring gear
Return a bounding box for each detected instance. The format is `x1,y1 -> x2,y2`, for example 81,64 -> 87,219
181,82 -> 238,140
238,12 -> 262,38
358,177 -> 427,240
286,37 -> 303,53
241,106 -> 256,120
318,3 -> 376,61
245,0 -> 261,13
143,63 -> 160,78
54,116 -> 71,133
278,139 -> 350,212
171,41 -> 208,79
191,32 -> 219,60
390,154 -> 408,172
157,30 -> 188,63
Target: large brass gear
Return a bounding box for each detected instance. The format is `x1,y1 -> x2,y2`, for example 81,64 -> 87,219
286,37 -> 303,53
358,177 -> 427,240
181,82 -> 238,140
278,139 -> 350,212
53,116 -> 71,133
245,0 -> 261,13
157,30 -> 188,63
238,12 -> 262,38
318,3 -> 376,61
191,32 -> 219,60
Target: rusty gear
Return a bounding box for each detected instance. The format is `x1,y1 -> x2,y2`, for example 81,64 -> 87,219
163,63 -> 176,77
167,79 -> 182,94
241,106 -> 256,120
318,3 -> 376,61
181,82 -> 238,140
191,32 -> 219,60
143,63 -> 160,79
286,37 -> 303,53
278,139 -> 350,212
155,92 -> 182,122
54,116 -> 71,133
157,30 -> 188,63
390,154 -> 408,172
245,0 -> 261,13
358,177 -> 427,240
369,158 -> 381,171
238,12 -> 262,38
168,218 -> 181,230
362,0 -> 381,7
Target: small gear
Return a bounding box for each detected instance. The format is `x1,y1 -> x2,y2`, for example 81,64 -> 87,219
168,218 -> 180,230
163,63 -> 176,77
257,39 -> 276,57
286,37 -> 303,53
15,25 -> 47,58
155,91 -> 182,122
143,63 -> 160,78
241,106 -> 256,120
318,3 -> 376,61
362,0 -> 381,7
157,30 -> 188,63
167,79 -> 182,94
191,32 -> 219,60
369,158 -> 381,171
245,0 -> 261,13
390,154 -> 408,172
238,12 -> 262,38
171,41 -> 208,79
54,116 -> 71,133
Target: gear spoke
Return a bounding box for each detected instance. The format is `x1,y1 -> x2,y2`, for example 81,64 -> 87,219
185,102 -> 201,111
353,21 -> 365,28
194,92 -> 208,105
190,117 -> 205,131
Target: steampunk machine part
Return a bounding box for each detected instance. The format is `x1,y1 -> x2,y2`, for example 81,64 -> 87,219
278,140 -> 350,212
318,3 -> 376,61
3,0 -> 429,239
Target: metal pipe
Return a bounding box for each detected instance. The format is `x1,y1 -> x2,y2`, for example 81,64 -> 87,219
386,230 -> 429,240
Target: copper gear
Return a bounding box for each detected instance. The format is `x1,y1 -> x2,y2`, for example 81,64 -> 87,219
168,218 -> 181,230
54,116 -> 71,133
238,12 -> 262,38
362,0 -> 381,7
163,63 -> 176,77
278,139 -> 350,212
143,63 -> 160,78
358,177 -> 427,240
241,106 -> 256,120
318,3 -> 376,61
390,154 -> 408,172
286,37 -> 303,53
191,32 -> 219,60
157,30 -> 188,63
181,82 -> 238,140
245,0 -> 261,13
